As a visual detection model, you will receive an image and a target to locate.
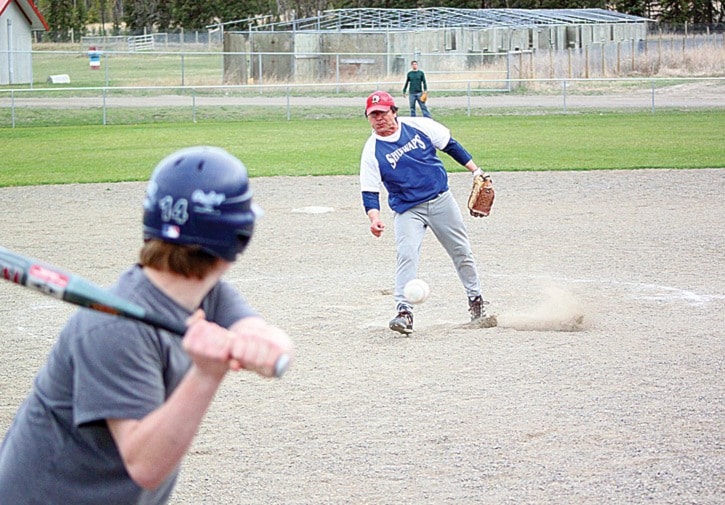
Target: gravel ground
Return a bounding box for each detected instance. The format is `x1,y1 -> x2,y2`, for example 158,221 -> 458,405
0,169 -> 723,504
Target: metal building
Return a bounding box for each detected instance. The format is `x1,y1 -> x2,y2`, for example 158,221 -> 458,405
221,8 -> 652,84
0,0 -> 48,85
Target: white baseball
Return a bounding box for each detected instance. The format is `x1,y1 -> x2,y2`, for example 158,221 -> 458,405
404,279 -> 430,304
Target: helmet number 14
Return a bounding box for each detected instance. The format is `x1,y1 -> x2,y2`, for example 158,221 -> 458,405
158,196 -> 189,225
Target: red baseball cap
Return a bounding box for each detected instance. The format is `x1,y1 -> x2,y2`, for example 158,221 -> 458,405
365,91 -> 396,115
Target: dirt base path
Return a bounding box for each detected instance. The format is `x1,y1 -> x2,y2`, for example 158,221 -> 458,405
1,169 -> 723,504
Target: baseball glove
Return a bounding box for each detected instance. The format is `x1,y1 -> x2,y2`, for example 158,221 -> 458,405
467,173 -> 495,218
420,91 -> 428,103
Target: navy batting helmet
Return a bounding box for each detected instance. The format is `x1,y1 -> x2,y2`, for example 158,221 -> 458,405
142,146 -> 260,262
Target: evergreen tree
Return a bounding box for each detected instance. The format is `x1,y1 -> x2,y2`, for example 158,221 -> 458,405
71,0 -> 88,40
172,0 -> 223,29
125,0 -> 163,33
112,0 -> 124,35
658,0 -> 691,23
38,0 -> 74,41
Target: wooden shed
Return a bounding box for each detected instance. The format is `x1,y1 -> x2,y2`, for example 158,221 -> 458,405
0,0 -> 48,84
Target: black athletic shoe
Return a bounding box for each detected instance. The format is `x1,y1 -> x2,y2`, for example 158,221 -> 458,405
389,309 -> 414,335
468,295 -> 488,321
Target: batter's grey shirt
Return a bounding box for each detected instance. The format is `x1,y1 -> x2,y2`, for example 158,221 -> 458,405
0,264 -> 257,505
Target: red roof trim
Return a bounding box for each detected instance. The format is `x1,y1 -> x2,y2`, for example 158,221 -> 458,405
0,0 -> 49,31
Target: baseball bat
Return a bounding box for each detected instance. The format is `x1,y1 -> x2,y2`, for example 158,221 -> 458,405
0,246 -> 290,378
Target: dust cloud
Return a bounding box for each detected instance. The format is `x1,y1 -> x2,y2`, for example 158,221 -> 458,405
496,284 -> 589,332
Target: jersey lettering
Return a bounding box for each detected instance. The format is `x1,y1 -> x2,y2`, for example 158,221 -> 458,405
385,134 -> 427,169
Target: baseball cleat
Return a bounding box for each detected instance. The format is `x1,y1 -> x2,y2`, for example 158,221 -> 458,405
468,295 -> 489,321
389,309 -> 414,335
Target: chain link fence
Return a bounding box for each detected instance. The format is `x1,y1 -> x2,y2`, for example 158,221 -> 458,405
3,29 -> 721,89
1,29 -> 723,127
1,76 -> 723,128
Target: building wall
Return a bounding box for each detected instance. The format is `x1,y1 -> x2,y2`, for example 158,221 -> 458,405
321,32 -> 386,82
223,22 -> 648,84
295,33 -> 322,81
250,32 -> 295,82
0,1 -> 34,84
223,30 -> 249,84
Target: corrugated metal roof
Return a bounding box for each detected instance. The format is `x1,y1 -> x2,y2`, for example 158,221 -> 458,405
220,8 -> 651,32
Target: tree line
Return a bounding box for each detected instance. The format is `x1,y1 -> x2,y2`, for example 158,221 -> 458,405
37,0 -> 725,42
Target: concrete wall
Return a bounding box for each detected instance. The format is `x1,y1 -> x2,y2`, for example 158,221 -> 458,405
223,32 -> 248,83
223,21 -> 648,84
295,33 -> 321,81
0,2 -> 34,85
250,32 -> 294,82
321,32 -> 386,81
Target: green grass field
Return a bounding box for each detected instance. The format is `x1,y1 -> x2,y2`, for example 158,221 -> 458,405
1,110 -> 723,187
28,51 -> 224,88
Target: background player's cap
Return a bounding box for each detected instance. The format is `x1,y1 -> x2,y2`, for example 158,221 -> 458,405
365,91 -> 396,115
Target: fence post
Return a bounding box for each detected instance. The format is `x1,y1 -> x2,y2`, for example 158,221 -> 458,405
682,23 -> 687,56
643,32 -> 648,70
562,79 -> 567,114
102,88 -> 107,126
518,52 -> 523,83
192,88 -> 197,123
467,81 -> 471,117
286,86 -> 291,121
617,41 -> 621,74
651,80 -> 655,114
549,49 -> 554,79
506,53 -> 511,92
529,51 -> 534,80
258,53 -> 263,93
11,90 -> 15,128
181,53 -> 185,88
336,54 -> 340,93
567,47 -> 572,79
104,53 -> 109,87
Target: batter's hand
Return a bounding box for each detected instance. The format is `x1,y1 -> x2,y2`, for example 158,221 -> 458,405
183,310 -> 233,381
227,317 -> 294,378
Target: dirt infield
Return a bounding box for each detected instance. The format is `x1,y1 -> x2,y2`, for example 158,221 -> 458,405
1,169 -> 723,504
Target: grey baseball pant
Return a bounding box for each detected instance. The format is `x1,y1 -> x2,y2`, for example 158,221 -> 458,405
393,190 -> 481,309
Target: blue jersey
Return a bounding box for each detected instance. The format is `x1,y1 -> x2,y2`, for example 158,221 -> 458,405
360,117 -> 452,214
